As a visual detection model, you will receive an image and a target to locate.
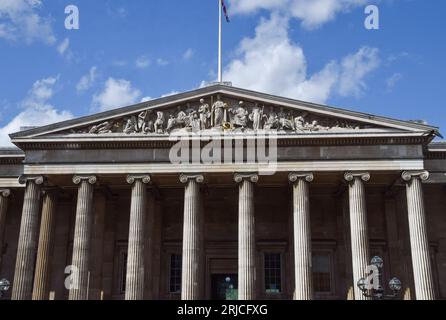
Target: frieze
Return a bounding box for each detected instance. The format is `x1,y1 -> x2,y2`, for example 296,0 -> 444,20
66,95 -> 381,136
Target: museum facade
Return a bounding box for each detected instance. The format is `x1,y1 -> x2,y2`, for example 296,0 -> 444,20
0,84 -> 445,300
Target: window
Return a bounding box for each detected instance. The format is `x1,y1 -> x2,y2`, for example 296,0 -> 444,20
170,254 -> 182,293
264,253 -> 282,294
312,253 -> 332,293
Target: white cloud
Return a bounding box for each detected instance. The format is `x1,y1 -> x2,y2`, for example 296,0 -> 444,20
157,58 -> 169,66
223,14 -> 379,104
135,55 -> 151,69
22,76 -> 58,108
57,37 -> 70,56
230,0 -> 371,29
0,0 -> 56,44
76,66 -> 98,93
386,73 -> 403,91
338,46 -> 380,97
92,78 -> 141,112
140,96 -> 153,102
183,48 -> 194,60
0,76 -> 73,146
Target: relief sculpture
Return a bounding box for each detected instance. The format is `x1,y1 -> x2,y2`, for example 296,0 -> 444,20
70,95 -> 368,136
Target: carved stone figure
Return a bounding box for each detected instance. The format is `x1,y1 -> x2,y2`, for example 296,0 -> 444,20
89,121 -> 115,134
278,107 -> 295,131
211,95 -> 225,128
167,113 -> 176,132
249,104 -> 264,130
294,116 -> 306,132
137,110 -> 152,133
154,111 -> 165,134
308,120 -> 328,132
264,107 -> 279,130
166,107 -> 188,132
123,116 -> 138,134
231,101 -> 249,128
188,111 -> 201,131
177,107 -> 187,125
198,98 -> 211,130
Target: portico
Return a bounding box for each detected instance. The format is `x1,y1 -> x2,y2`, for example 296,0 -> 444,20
0,84 -> 445,300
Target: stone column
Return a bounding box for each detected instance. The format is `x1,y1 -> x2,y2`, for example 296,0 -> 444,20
401,171 -> 435,300
125,175 -> 151,300
234,173 -> 258,300
289,172 -> 314,300
69,175 -> 97,300
89,191 -> 107,300
32,190 -> 58,300
180,174 -> 204,300
344,172 -> 371,300
0,189 -> 11,273
12,176 -> 44,300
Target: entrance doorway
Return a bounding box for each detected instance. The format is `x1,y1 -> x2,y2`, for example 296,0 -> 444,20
211,274 -> 238,300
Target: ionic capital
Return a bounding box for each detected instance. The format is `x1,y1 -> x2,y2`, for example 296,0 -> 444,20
401,171 -> 429,182
179,174 -> 205,184
18,175 -> 45,186
288,172 -> 314,183
126,174 -> 151,185
344,172 -> 370,183
0,189 -> 11,198
234,173 -> 259,184
72,175 -> 97,185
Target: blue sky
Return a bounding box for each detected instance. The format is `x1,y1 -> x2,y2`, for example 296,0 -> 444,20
0,0 -> 445,145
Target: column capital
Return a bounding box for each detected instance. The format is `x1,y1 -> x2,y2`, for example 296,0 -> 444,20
344,172 -> 370,183
126,174 -> 151,185
289,172 -> 314,183
402,171 -> 429,182
18,175 -> 45,186
234,173 -> 259,184
0,189 -> 11,198
179,174 -> 204,184
72,175 -> 97,185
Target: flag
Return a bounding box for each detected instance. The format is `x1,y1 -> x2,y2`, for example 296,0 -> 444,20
221,0 -> 230,22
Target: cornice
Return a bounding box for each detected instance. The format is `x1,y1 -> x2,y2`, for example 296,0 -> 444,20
12,135 -> 430,151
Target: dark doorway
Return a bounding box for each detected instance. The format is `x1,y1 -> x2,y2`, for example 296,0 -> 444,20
211,274 -> 238,300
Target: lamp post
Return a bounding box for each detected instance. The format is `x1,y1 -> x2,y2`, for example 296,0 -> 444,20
0,278 -> 10,299
357,256 -> 402,300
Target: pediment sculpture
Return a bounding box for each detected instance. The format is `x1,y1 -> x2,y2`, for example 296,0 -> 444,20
68,96 -> 373,136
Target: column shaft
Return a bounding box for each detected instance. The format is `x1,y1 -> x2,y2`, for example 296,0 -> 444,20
32,192 -> 57,300
125,176 -> 149,300
181,176 -> 203,300
238,178 -> 256,300
290,174 -> 313,300
403,172 -> 435,300
345,173 -> 370,300
12,177 -> 43,300
69,177 -> 96,300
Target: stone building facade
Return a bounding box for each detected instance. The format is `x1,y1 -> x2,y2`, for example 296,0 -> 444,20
0,84 -> 445,300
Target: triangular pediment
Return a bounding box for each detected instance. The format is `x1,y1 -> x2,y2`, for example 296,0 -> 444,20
10,84 -> 439,143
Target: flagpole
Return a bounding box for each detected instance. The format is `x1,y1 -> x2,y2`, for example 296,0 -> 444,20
218,0 -> 222,83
